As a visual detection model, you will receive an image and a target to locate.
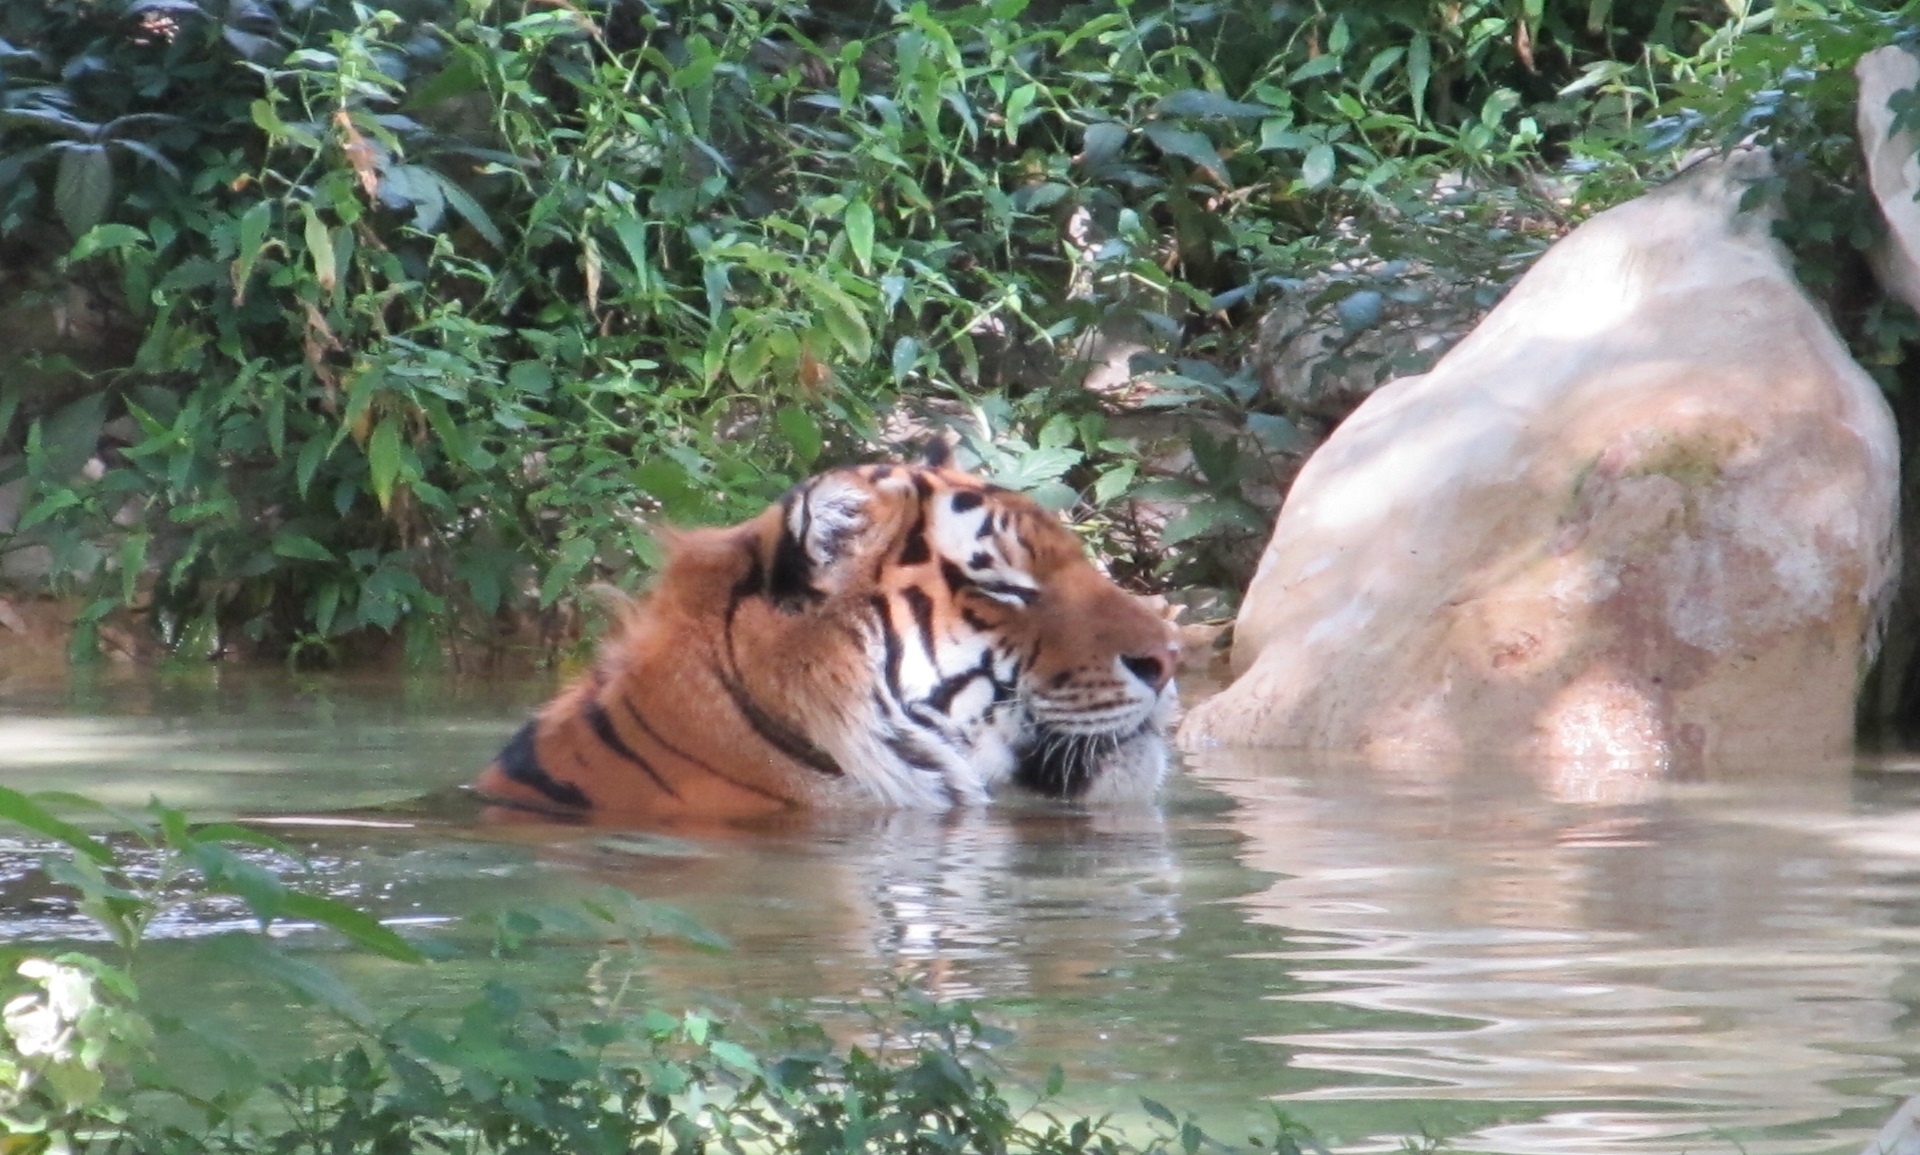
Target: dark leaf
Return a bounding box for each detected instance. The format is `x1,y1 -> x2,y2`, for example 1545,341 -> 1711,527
54,143 -> 113,238
0,787 -> 113,863
1154,89 -> 1272,120
1078,120 -> 1130,168
1141,122 -> 1227,181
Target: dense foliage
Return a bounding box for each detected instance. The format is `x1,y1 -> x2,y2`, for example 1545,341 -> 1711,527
0,0 -> 1915,664
0,787 -> 1335,1155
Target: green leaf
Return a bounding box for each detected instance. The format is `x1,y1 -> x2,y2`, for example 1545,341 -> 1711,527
1259,120 -> 1314,152
1141,123 -> 1227,181
507,360 -> 553,396
403,47 -> 488,111
231,200 -> 273,303
1159,503 -> 1224,546
1092,461 -> 1136,504
776,406 -> 822,467
1154,90 -> 1271,120
1246,412 -> 1305,452
433,172 -> 504,249
0,787 -> 113,864
117,532 -> 147,604
1004,82 -> 1039,141
844,199 -> 875,273
612,216 -> 651,288
35,392 -> 107,481
1037,412 -> 1076,450
891,336 -> 920,384
278,892 -> 425,963
1408,34 -> 1431,124
17,488 -> 81,532
302,204 -> 335,294
54,144 -> 113,238
1359,46 -> 1406,93
708,1039 -> 760,1074
1289,54 -> 1342,84
1301,143 -> 1336,189
815,284 -> 872,361
206,934 -> 373,1028
271,532 -> 335,562
540,535 -> 596,608
1479,88 -> 1521,127
727,334 -> 772,387
295,435 -> 330,498
188,822 -> 296,854
68,223 -> 146,263
250,98 -> 320,148
367,417 -> 403,512
1079,121 -> 1129,167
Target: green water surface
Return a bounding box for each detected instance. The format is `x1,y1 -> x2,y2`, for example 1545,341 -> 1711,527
4,667 -> 1919,1155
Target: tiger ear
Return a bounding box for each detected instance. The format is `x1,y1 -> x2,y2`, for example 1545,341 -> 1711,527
919,436 -> 955,469
768,473 -> 874,605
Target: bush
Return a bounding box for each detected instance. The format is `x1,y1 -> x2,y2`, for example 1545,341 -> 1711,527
1,0 -> 1914,665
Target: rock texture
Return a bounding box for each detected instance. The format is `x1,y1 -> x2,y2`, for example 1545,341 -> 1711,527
1180,153 -> 1901,767
1858,45 -> 1920,316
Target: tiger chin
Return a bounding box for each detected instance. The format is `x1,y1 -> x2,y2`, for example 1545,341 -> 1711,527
471,445 -> 1180,821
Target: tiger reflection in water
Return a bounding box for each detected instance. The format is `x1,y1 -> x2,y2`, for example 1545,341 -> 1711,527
500,803 -> 1186,1021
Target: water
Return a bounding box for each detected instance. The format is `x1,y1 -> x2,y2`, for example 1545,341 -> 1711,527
4,668 -> 1920,1154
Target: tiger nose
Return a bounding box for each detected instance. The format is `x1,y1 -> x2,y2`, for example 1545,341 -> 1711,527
1119,644 -> 1179,693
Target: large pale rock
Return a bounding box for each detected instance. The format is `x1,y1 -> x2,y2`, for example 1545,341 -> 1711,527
1858,45 -> 1920,315
1180,154 -> 1900,766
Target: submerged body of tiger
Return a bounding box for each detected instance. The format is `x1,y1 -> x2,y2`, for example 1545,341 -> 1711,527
472,452 -> 1179,819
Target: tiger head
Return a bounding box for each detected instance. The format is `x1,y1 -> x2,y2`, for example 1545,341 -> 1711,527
472,451 -> 1180,820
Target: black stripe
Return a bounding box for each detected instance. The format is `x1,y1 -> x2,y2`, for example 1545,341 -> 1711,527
712,663 -> 847,777
901,585 -> 936,654
767,494 -> 818,607
974,579 -> 1038,605
910,471 -> 934,498
731,547 -> 767,601
873,595 -> 904,700
924,650 -> 995,713
939,560 -> 969,595
717,590 -> 845,777
491,719 -> 591,808
583,698 -> 683,799
618,698 -> 787,803
949,489 -> 983,512
898,508 -> 931,565
875,708 -> 951,777
883,733 -> 948,776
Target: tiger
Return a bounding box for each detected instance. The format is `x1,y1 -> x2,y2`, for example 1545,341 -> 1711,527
471,445 -> 1180,820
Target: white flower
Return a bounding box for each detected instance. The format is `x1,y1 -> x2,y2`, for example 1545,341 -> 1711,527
3,959 -> 98,1066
